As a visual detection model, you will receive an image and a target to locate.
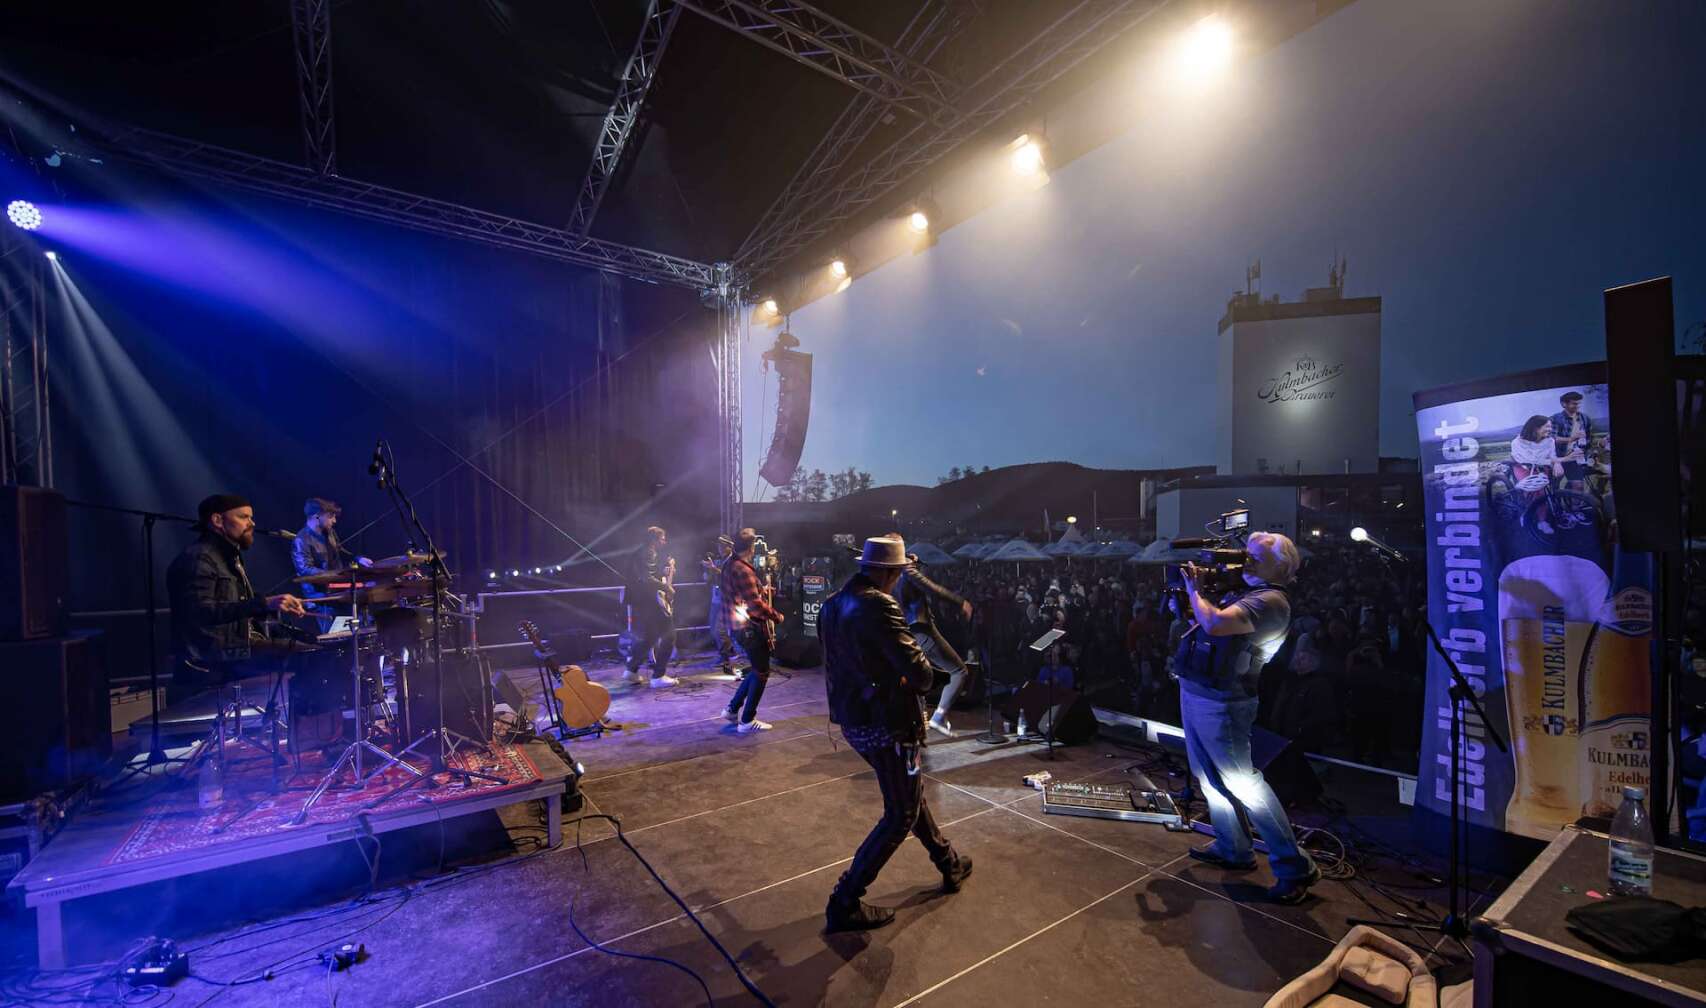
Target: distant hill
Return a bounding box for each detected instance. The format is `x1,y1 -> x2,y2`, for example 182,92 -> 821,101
744,461 -> 1213,544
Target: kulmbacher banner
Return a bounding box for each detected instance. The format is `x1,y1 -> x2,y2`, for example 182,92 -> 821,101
1414,366 -> 1653,841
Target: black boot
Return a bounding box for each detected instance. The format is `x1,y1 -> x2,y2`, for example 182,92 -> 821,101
940,854 -> 974,893
824,893 -> 895,933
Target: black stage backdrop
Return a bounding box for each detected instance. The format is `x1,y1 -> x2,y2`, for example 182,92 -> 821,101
36,182 -> 718,670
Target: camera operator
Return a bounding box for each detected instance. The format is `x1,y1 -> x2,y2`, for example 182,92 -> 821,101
1176,531 -> 1320,905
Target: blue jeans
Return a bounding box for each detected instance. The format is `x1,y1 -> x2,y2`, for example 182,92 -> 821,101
1179,689 -> 1314,882
726,628 -> 772,724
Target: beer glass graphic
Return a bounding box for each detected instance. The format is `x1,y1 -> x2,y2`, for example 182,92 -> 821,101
1579,551 -> 1655,818
1499,555 -> 1610,839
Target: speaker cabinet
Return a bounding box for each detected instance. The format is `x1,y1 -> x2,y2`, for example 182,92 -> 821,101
0,485 -> 68,641
758,349 -> 812,488
1250,723 -> 1323,808
0,631 -> 110,801
1605,276 -> 1679,551
773,634 -> 822,669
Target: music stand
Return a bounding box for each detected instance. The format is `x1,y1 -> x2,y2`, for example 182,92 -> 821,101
1027,629 -> 1067,761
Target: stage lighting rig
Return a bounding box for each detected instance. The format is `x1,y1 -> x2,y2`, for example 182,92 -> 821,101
829,258 -> 848,279
7,199 -> 42,231
908,210 -> 930,233
1009,134 -> 1046,176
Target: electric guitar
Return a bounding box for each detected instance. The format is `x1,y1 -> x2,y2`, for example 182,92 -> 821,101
657,556 -> 676,618
518,620 -> 611,730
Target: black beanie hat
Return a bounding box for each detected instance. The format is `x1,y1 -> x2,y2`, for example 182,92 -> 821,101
196,493 -> 252,527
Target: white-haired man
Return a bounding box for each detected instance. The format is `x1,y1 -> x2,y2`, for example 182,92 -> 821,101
1176,531 -> 1319,904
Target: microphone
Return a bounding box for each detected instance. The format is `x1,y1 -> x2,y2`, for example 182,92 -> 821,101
1349,527 -> 1408,563
369,438 -> 388,488
259,528 -> 298,541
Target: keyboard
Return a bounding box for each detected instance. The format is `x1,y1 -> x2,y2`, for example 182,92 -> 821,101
1042,774 -> 1189,830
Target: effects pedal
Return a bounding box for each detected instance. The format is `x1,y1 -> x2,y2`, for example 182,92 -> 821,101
121,939 -> 189,987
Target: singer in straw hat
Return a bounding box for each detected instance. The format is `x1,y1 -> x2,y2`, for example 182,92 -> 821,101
819,535 -> 972,933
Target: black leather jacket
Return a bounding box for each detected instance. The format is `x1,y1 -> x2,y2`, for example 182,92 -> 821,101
292,526 -> 340,598
167,532 -> 268,665
820,572 -> 936,744
895,567 -> 965,629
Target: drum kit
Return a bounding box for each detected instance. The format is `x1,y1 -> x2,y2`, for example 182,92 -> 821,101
290,550 -> 505,823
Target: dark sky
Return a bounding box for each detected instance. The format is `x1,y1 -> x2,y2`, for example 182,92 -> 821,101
750,0 -> 1706,491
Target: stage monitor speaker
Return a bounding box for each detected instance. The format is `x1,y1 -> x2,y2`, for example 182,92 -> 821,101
1251,723 -> 1323,809
404,654 -> 494,744
0,631 -> 110,801
773,634 -> 822,669
1605,276 -> 1680,552
0,485 -> 68,641
758,349 -> 812,488
1037,693 -> 1099,745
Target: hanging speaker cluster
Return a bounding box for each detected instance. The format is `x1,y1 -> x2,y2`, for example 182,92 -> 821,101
759,347 -> 813,488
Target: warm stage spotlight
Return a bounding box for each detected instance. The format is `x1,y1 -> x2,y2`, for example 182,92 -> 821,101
1009,135 -> 1045,176
7,200 -> 42,231
908,211 -> 930,233
761,298 -> 779,315
1173,14 -> 1234,82
829,259 -> 848,279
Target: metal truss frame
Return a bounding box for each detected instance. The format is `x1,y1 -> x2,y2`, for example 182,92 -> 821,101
733,0 -> 967,266
569,0 -> 682,236
675,0 -> 960,121
97,126 -> 717,290
737,0 -> 1172,285
289,0 -> 338,176
709,264 -> 745,534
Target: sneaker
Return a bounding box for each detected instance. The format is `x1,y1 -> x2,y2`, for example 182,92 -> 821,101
824,895 -> 895,934
723,708 -> 739,723
736,719 -> 773,734
648,675 -> 679,688
940,854 -> 974,893
1267,863 -> 1323,905
1187,846 -> 1257,871
927,713 -> 953,737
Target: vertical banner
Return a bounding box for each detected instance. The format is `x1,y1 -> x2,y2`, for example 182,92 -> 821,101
1414,366 -> 1653,841
800,555 -> 833,638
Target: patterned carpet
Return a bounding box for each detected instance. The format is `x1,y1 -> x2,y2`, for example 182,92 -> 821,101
107,739 -> 542,865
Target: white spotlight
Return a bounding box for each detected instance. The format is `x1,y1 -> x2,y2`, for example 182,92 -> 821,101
908,210 -> 930,233
1009,136 -> 1044,176
761,298 -> 779,315
7,200 -> 42,231
44,250 -> 58,261
829,259 -> 848,279
1172,14 -> 1235,82
1349,527 -> 1369,542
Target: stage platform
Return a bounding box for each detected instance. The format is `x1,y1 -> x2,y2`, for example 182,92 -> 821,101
2,647 -> 1498,1006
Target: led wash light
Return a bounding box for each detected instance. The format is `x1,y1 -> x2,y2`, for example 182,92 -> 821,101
7,200 -> 42,231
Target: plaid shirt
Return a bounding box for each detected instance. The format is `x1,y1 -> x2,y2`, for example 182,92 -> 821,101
718,556 -> 783,636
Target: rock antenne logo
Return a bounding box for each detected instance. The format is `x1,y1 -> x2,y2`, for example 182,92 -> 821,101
1257,354 -> 1345,404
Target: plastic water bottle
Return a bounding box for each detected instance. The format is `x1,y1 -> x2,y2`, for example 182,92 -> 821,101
1608,785 -> 1654,897
198,757 -> 223,813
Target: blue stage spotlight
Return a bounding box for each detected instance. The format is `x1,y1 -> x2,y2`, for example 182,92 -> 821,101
45,251 -> 58,261
7,200 -> 42,231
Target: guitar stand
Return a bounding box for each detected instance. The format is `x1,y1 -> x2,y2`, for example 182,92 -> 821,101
532,648 -> 606,742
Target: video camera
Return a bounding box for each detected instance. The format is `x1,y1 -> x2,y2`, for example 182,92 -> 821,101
1166,508 -> 1251,603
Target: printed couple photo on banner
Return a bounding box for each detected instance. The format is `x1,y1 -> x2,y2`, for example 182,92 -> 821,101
1415,369 -> 1654,843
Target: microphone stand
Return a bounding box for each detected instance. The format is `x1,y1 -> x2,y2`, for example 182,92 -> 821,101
1345,547 -> 1507,950
365,440 -> 504,811
66,500 -> 199,783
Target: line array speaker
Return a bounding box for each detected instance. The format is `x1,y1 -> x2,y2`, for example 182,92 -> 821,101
758,349 -> 813,488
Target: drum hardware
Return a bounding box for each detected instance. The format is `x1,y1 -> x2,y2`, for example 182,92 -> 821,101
360,439 -> 505,815
294,559 -> 429,824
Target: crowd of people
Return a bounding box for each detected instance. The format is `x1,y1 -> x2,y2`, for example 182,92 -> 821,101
914,536 -> 1429,772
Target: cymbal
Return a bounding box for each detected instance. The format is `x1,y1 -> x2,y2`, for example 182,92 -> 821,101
298,564 -> 425,587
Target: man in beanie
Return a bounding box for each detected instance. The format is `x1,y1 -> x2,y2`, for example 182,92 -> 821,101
167,494 -> 306,696
820,535 -> 972,933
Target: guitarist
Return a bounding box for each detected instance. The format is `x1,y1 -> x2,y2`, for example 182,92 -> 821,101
721,527 -> 784,733
625,525 -> 679,688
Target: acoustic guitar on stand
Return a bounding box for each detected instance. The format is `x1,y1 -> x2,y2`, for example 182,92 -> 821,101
518,620 -> 612,731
